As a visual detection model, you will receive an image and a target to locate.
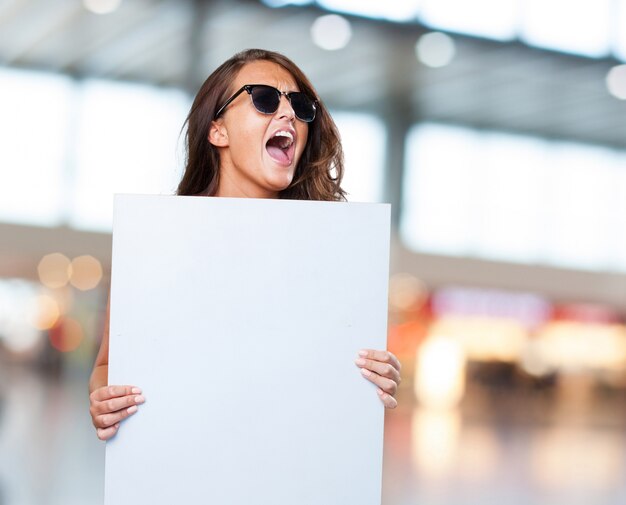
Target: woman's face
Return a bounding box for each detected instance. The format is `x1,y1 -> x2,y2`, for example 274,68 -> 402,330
210,60 -> 309,199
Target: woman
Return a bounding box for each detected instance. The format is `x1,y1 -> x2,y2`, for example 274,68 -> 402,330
89,49 -> 401,441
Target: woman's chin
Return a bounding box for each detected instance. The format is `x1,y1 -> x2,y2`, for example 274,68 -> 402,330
266,176 -> 293,193
262,164 -> 295,191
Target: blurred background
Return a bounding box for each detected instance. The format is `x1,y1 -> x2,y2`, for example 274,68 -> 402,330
1,0 -> 626,504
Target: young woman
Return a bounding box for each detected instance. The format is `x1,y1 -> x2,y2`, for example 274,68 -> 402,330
89,49 -> 402,441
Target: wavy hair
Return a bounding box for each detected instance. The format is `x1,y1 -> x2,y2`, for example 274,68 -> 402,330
177,49 -> 346,201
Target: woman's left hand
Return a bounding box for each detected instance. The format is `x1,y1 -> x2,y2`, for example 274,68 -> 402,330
355,349 -> 402,409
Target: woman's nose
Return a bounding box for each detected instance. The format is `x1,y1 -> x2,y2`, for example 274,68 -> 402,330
275,94 -> 296,121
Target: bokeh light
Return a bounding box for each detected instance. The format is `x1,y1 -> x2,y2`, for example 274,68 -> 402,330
48,317 -> 84,352
430,316 -> 528,362
415,335 -> 466,408
0,280 -> 42,353
411,407 -> 461,479
3,327 -> 41,354
37,253 -> 72,289
83,0 -> 122,15
535,322 -> 626,372
311,14 -> 352,51
520,338 -> 555,377
606,64 -> 626,100
415,31 -> 456,68
70,255 -> 103,291
32,294 -> 60,330
389,273 -> 427,312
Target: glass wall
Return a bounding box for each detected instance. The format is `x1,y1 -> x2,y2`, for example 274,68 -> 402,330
401,122 -> 626,272
0,66 -> 190,232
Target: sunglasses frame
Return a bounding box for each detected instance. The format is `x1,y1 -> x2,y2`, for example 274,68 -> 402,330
214,84 -> 317,122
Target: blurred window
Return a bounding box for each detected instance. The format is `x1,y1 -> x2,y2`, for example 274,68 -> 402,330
617,0 -> 626,61
261,0 -> 313,7
0,68 -> 72,226
317,0 -> 420,22
520,0 -> 612,57
401,123 -> 626,273
302,0 -> 624,60
419,0 -> 518,41
333,112 -> 385,203
0,69 -> 190,232
542,143 -> 626,271
70,80 -> 190,231
401,124 -> 478,256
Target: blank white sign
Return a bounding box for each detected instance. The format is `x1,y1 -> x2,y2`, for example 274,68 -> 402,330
105,195 -> 390,505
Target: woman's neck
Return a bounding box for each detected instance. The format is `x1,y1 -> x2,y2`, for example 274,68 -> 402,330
214,173 -> 279,199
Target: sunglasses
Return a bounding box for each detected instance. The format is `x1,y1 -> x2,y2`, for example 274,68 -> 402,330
214,84 -> 317,123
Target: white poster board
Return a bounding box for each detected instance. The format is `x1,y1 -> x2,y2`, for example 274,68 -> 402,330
105,195 -> 390,505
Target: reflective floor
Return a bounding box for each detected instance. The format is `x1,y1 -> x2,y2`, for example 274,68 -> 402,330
384,383 -> 626,505
0,362 -> 104,505
1,362 -> 625,505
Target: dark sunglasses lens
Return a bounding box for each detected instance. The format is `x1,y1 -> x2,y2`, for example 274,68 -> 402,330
249,86 -> 316,122
250,86 -> 280,114
289,93 -> 316,122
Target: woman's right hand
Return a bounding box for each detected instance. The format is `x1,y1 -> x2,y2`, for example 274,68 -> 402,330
89,385 -> 145,441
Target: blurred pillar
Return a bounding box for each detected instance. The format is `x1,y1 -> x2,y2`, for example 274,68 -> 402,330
184,0 -> 211,94
381,40 -> 416,230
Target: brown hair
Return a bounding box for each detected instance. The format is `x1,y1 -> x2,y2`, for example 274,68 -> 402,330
176,49 -> 346,201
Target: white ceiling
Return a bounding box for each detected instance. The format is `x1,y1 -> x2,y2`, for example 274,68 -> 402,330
1,0 -> 625,148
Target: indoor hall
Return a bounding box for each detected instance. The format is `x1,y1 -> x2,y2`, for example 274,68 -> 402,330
1,1 -> 625,504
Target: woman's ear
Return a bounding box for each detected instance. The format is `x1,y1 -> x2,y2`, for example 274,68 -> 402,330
208,120 -> 229,147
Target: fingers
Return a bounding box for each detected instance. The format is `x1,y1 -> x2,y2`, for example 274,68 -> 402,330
355,349 -> 401,409
377,388 -> 398,409
355,349 -> 402,387
89,384 -> 144,436
92,402 -> 142,430
96,423 -> 120,441
90,385 -> 141,402
358,366 -> 398,396
358,349 -> 401,373
91,392 -> 145,416
354,357 -> 401,385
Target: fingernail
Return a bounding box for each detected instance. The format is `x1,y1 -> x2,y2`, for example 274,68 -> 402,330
361,368 -> 371,377
377,388 -> 384,395
132,387 -> 142,394
135,395 -> 145,404
358,350 -> 368,357
127,405 -> 138,414
355,358 -> 366,366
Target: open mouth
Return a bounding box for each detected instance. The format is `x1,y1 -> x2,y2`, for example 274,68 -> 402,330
265,130 -> 295,166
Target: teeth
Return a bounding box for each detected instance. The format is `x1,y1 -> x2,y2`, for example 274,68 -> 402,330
274,131 -> 293,141
272,130 -> 293,149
